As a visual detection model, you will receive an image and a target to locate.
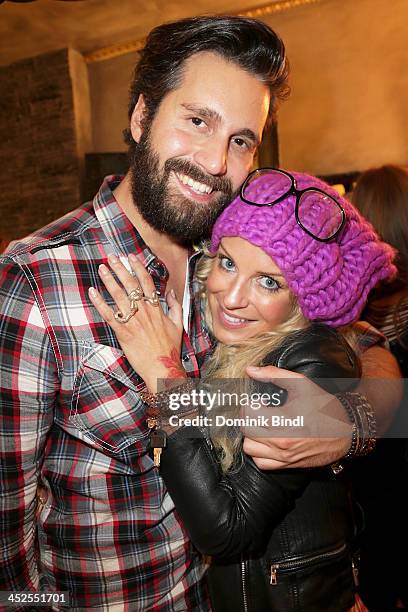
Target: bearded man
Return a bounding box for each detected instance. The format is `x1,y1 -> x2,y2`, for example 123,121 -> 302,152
0,15 -> 400,611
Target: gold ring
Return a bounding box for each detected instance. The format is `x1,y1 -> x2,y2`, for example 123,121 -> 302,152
142,290 -> 160,306
128,287 -> 144,302
127,286 -> 144,314
114,303 -> 138,323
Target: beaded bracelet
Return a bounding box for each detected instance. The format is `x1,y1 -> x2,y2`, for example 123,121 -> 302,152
139,379 -> 196,418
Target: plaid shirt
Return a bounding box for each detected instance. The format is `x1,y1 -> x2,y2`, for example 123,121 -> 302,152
0,177 -> 212,611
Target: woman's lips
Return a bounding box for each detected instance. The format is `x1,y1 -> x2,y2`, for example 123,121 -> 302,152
217,305 -> 254,330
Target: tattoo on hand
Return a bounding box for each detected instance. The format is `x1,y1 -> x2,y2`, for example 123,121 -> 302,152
158,348 -> 186,379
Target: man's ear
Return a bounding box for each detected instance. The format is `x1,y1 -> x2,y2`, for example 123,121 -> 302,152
130,94 -> 147,143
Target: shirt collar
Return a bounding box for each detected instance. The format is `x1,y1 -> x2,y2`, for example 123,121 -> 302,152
93,175 -> 157,265
93,175 -> 202,279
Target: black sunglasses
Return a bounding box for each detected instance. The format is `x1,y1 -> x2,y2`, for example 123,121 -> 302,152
240,167 -> 346,243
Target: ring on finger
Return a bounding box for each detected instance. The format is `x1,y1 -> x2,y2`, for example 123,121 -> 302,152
142,290 -> 160,307
114,303 -> 138,324
128,287 -> 144,312
128,287 -> 144,302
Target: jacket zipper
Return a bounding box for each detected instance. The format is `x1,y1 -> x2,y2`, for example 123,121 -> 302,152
241,558 -> 249,612
270,542 -> 347,586
351,556 -> 359,586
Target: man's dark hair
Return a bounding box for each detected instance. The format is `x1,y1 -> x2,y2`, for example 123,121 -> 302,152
123,15 -> 289,147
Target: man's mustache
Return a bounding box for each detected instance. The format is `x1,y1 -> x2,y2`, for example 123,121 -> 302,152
164,158 -> 233,195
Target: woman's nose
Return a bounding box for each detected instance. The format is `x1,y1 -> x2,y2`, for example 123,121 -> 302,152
222,279 -> 249,309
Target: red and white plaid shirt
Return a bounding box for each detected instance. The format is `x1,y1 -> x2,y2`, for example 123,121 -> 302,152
0,176 -> 212,611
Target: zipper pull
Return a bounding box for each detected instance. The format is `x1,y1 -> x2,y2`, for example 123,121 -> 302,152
150,428 -> 167,467
270,564 -> 279,585
147,417 -> 167,468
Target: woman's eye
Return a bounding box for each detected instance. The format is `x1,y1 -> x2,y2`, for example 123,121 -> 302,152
218,255 -> 235,271
259,276 -> 280,291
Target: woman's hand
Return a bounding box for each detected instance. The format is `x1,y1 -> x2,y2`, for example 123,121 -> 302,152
88,253 -> 186,392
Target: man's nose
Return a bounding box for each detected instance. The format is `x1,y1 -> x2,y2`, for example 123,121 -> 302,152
194,137 -> 228,176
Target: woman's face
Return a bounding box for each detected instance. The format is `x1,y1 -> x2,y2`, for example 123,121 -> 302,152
207,237 -> 294,345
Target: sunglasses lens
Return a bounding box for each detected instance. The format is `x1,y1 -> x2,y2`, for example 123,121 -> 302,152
297,191 -> 343,240
242,169 -> 292,204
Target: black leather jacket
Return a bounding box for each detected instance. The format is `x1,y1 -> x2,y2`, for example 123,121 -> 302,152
160,324 -> 361,612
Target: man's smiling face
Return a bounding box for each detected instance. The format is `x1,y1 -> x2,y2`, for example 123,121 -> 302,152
129,51 -> 270,243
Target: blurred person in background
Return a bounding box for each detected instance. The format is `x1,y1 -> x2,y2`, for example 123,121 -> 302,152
351,164 -> 408,611
352,165 -> 408,366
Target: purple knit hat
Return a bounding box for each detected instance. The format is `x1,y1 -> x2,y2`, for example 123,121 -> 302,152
210,170 -> 397,327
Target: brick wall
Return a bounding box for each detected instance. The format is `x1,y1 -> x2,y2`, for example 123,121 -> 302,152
0,48 -> 92,241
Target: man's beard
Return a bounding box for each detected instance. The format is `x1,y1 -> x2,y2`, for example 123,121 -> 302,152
129,132 -> 235,245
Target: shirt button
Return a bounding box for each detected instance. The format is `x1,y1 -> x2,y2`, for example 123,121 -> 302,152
182,354 -> 190,362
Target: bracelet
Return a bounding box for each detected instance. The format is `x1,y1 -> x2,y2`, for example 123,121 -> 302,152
336,392 -> 377,460
139,379 -> 196,420
336,393 -> 359,460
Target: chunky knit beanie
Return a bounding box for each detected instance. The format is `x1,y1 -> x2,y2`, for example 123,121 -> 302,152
210,171 -> 397,327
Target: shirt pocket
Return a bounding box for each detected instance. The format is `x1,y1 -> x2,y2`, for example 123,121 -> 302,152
70,342 -> 149,454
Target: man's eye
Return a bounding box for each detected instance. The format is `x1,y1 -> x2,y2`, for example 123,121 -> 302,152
259,276 -> 280,291
218,255 -> 235,271
233,137 -> 249,149
191,117 -> 205,127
